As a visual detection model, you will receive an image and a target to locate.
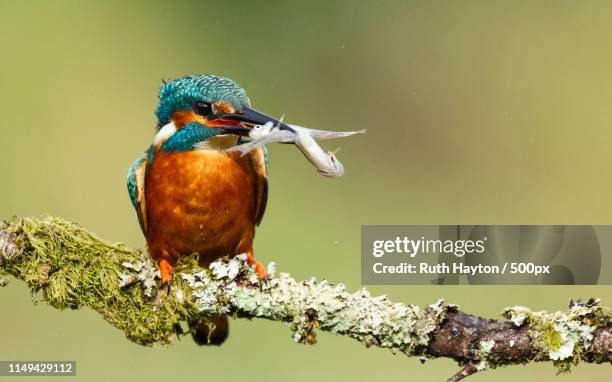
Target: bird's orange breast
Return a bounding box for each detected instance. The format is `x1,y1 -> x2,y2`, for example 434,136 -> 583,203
144,148 -> 257,266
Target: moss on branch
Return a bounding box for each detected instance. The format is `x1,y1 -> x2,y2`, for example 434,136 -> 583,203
0,216 -> 610,381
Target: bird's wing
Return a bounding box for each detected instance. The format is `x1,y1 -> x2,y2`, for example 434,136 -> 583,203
249,145 -> 269,226
127,152 -> 148,234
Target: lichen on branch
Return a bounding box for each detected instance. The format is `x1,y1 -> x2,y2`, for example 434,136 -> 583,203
0,216 -> 610,381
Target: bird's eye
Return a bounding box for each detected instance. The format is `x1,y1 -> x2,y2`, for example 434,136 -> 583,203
194,101 -> 213,116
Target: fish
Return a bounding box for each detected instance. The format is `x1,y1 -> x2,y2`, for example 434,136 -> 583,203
227,122 -> 365,178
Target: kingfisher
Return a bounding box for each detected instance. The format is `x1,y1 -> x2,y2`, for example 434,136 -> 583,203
127,74 -> 295,344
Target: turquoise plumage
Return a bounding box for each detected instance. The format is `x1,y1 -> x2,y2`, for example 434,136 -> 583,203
126,153 -> 147,234
162,122 -> 221,152
155,75 -> 250,129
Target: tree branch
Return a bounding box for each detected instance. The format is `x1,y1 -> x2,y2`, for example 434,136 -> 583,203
0,216 -> 610,380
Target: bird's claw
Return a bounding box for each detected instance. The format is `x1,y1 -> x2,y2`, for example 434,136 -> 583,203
254,262 -> 267,280
246,254 -> 269,291
159,278 -> 172,294
258,276 -> 270,292
159,259 -> 174,294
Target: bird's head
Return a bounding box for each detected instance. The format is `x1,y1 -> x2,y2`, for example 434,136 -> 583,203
154,74 -> 293,146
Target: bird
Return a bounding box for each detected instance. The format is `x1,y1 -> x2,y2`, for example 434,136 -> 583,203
127,74 -> 295,345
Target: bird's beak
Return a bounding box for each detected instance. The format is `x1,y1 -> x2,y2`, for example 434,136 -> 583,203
207,106 -> 295,136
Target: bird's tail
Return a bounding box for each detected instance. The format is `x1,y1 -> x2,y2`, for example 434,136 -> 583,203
189,315 -> 229,346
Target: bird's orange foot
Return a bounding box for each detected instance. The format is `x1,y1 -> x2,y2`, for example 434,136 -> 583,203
246,254 -> 267,281
159,259 -> 174,294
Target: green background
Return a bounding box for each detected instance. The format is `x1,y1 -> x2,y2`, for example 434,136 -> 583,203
1,1 -> 611,381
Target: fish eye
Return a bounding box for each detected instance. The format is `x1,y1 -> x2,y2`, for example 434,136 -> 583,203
194,101 -> 213,116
